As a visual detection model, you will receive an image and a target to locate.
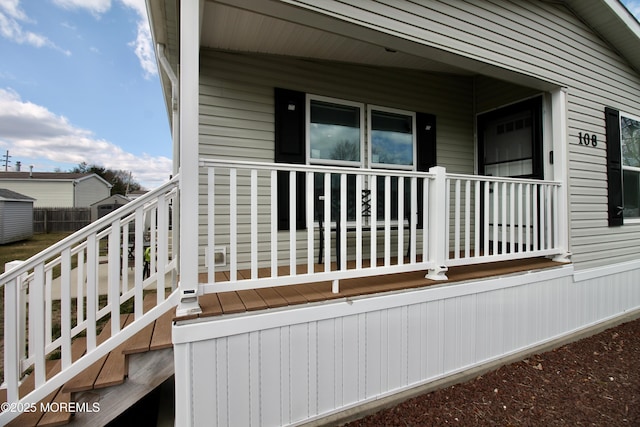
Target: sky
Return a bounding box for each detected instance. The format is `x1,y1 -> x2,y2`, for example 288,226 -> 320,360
0,1 -> 640,190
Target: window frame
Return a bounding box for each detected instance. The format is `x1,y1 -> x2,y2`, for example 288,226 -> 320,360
306,94 -> 365,168
367,105 -> 417,171
620,111 -> 640,224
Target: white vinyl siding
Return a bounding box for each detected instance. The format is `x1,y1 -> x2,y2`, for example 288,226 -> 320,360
198,50 -> 474,270
275,0 -> 640,269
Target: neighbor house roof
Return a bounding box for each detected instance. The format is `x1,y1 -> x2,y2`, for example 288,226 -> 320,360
0,172 -> 113,188
0,188 -> 36,202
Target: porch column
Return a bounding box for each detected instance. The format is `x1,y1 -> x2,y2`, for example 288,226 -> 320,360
426,166 -> 449,280
551,88 -> 572,263
176,0 -> 204,317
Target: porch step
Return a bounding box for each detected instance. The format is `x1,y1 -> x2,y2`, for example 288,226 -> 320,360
2,292 -> 175,427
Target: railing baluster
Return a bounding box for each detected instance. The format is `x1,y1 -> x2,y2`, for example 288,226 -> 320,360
230,168 -> 238,281
532,184 -> 538,252
109,220 -> 121,335
323,173 -> 331,272
340,173 -> 347,271
384,175 -> 391,267
208,167 -> 216,284
134,207 -> 144,318
464,179 -> 471,259
5,275 -> 19,404
423,177 -> 429,261
547,185 -> 553,249
306,172 -> 315,274
251,169 -> 259,279
157,192 -> 168,301
355,174 -> 363,269
484,181 -> 490,256
270,170 -> 278,278
370,175 -> 378,268
454,178 -> 460,259
517,183 -> 523,253
474,180 -> 480,258
289,171 -> 297,276
526,184 -> 532,252
501,182 -> 507,254
86,234 -> 98,351
410,177 -> 417,264
397,177 -> 404,265
30,264 -> 45,388
61,248 -> 72,370
509,183 -> 515,254
77,249 -> 85,323
45,269 -> 52,347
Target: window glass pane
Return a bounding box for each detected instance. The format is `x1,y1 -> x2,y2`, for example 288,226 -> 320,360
624,169 -> 640,218
621,115 -> 640,168
310,100 -> 360,162
371,110 -> 414,166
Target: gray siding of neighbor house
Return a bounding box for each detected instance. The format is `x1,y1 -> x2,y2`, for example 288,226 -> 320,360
75,176 -> 111,208
198,0 -> 640,271
0,201 -> 33,244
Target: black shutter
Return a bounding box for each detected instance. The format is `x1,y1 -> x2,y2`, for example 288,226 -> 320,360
605,107 -> 623,226
415,112 -> 436,228
416,112 -> 437,171
274,88 -> 306,230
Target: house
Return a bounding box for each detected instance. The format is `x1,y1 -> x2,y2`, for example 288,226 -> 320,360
1,1 -> 640,426
0,189 -> 35,244
0,172 -> 112,208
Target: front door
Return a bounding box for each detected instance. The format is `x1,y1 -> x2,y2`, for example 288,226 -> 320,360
477,96 -> 544,253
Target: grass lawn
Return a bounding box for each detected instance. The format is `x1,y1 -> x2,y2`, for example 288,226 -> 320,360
0,233 -> 71,383
0,233 -> 71,271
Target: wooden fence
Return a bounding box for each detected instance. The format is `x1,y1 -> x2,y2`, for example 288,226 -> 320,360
33,208 -> 91,233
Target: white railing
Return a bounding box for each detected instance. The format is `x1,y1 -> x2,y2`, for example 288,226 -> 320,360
445,173 -> 562,266
0,176 -> 180,426
200,159 -> 565,293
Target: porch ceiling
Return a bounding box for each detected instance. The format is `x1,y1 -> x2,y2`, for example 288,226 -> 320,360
201,1 -> 473,74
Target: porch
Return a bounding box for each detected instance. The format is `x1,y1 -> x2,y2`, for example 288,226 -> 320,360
185,257 -> 564,320
195,158 -> 570,308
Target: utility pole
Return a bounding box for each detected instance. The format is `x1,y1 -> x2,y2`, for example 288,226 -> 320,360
2,150 -> 11,171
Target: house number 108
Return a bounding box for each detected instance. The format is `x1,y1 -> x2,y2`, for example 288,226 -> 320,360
578,132 -> 597,147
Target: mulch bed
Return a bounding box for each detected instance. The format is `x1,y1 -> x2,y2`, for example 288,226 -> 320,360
344,317 -> 640,426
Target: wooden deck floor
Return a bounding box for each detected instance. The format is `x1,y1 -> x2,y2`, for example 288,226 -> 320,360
180,257 -> 565,322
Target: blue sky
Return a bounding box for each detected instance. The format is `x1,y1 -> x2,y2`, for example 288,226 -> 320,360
0,0 -> 170,189
0,1 -> 639,189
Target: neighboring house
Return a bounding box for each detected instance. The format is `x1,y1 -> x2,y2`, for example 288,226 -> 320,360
0,172 -> 112,208
90,194 -> 131,221
0,189 -> 34,244
2,1 -> 640,426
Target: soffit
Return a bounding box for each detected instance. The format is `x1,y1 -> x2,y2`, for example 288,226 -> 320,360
200,1 -> 473,74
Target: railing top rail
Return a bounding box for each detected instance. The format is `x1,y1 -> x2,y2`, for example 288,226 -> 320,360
0,174 -> 180,284
446,173 -> 562,186
199,158 -> 437,179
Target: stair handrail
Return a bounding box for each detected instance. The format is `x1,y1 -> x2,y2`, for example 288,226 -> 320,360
0,174 -> 180,426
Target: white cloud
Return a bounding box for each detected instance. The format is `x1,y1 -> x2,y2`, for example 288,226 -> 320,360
120,0 -> 157,78
0,0 -> 71,54
52,0 -> 111,16
0,88 -> 171,188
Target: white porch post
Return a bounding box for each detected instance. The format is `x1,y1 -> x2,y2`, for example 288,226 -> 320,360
551,88 -> 572,263
426,166 -> 449,280
176,0 -> 203,317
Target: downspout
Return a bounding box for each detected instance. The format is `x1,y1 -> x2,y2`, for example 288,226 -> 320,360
157,43 -> 182,287
156,44 -> 180,175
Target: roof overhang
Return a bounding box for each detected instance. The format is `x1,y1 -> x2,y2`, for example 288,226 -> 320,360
147,0 -> 640,119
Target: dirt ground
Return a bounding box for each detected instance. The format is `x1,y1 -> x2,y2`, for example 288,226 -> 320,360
344,317 -> 640,426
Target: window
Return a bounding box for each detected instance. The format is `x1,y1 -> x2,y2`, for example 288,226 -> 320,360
369,107 -> 416,170
621,113 -> 640,220
275,87 -> 436,229
307,95 -> 364,166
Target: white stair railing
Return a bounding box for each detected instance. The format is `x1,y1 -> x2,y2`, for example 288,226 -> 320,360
0,175 -> 180,426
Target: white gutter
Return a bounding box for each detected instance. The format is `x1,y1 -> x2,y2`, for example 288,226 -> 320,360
157,43 -> 180,177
